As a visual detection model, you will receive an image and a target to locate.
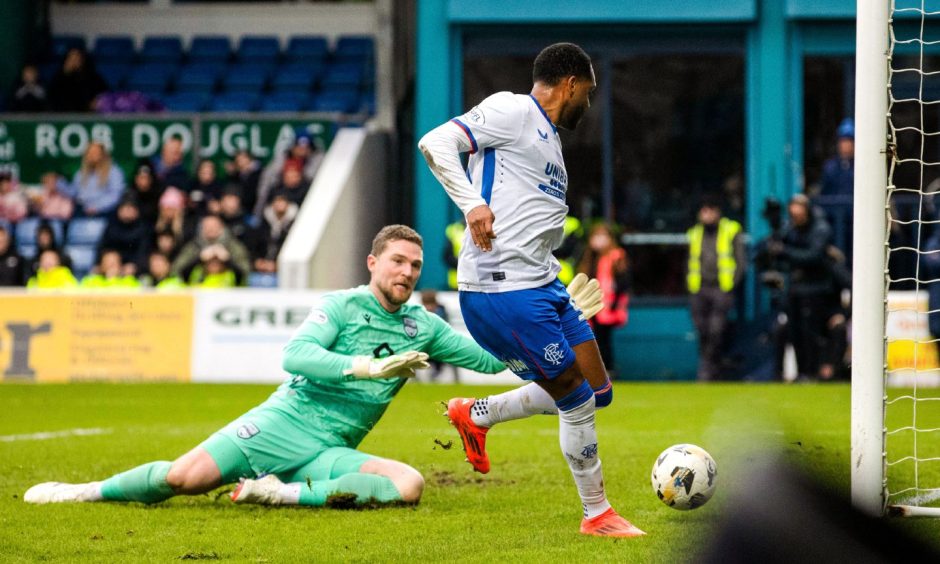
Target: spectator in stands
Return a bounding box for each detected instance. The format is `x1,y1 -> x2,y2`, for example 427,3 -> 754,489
139,251 -> 185,290
80,248 -> 140,290
47,47 -> 107,113
154,229 -> 181,263
154,187 -> 195,246
255,130 -> 322,217
129,161 -> 164,226
187,159 -> 224,217
28,221 -> 71,277
577,222 -> 631,377
818,118 -> 856,263
191,244 -> 238,288
26,249 -> 77,290
253,193 -> 298,274
152,137 -> 190,191
172,214 -> 250,284
268,163 -> 310,207
0,172 -> 28,223
225,150 -> 261,216
32,171 -> 74,221
219,185 -> 253,246
98,196 -> 151,275
68,141 -> 125,217
0,225 -> 26,286
9,63 -> 48,112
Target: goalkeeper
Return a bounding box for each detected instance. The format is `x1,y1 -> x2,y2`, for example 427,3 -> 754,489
24,225 -> 514,508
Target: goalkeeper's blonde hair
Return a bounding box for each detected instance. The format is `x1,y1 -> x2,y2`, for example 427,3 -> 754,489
371,225 -> 423,257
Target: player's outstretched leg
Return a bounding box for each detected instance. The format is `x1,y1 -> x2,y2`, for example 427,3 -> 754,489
233,448 -> 423,508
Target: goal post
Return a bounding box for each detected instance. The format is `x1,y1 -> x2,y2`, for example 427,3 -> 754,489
851,0 -> 890,517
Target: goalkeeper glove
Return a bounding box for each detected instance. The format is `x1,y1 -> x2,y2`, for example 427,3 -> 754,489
344,351 -> 430,380
566,273 -> 604,321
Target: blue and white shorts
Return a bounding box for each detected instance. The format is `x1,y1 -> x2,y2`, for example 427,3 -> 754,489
459,279 -> 595,380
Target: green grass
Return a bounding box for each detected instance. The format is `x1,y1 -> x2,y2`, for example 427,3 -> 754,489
0,382 -> 937,562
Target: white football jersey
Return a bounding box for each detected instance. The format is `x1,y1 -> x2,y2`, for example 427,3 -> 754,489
450,91 -> 568,292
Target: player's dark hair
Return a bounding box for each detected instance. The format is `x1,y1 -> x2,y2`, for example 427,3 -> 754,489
372,224 -> 423,256
532,43 -> 593,86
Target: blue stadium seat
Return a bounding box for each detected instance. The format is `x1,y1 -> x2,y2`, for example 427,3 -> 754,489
17,244 -> 36,260
140,36 -> 184,63
312,90 -> 358,113
333,36 -> 374,62
51,35 -> 86,60
66,217 -> 108,246
93,36 -> 135,64
285,36 -> 329,63
248,272 -> 278,288
163,92 -> 211,112
236,36 -> 280,64
15,218 -> 64,246
320,63 -> 363,89
260,92 -> 309,112
125,63 -> 177,94
188,36 -> 231,62
175,64 -> 222,93
65,245 -> 97,278
39,62 -> 59,85
209,92 -> 259,112
97,63 -> 130,91
271,64 -> 320,93
222,65 -> 270,93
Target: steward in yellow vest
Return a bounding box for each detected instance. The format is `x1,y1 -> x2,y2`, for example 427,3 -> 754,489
444,221 -> 464,290
686,199 -> 746,381
555,215 -> 584,285
26,249 -> 78,290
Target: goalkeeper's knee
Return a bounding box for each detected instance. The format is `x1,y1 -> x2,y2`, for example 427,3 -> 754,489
593,379 -> 613,408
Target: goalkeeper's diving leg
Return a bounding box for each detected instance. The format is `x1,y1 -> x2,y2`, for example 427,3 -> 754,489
231,447 -> 423,507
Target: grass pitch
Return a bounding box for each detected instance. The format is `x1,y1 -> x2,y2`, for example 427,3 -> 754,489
1,382 -> 938,562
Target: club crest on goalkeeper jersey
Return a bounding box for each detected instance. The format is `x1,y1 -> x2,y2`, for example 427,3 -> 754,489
450,92 -> 569,293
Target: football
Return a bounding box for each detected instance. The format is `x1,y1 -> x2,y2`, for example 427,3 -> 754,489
651,444 -> 717,510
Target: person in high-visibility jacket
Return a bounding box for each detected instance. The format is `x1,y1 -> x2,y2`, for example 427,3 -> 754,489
554,215 -> 584,286
443,220 -> 464,290
26,249 -> 78,290
687,197 -> 746,381
80,249 -> 141,290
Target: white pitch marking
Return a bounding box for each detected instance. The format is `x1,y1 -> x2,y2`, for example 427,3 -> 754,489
0,427 -> 112,442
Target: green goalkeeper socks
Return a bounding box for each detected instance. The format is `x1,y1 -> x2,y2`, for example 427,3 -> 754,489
100,461 -> 175,504
297,473 -> 402,507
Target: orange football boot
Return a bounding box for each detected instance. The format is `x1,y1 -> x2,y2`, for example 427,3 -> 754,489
580,508 -> 646,538
447,397 -> 490,474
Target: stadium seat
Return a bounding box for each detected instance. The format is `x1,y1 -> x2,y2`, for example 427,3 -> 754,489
222,65 -> 270,93
236,36 -> 280,64
311,90 -> 358,113
209,92 -> 259,112
163,92 -> 211,112
248,272 -> 278,288
259,92 -> 309,112
97,63 -> 130,91
39,62 -> 59,85
51,35 -> 86,60
17,244 -> 36,260
65,245 -> 97,278
125,63 -> 177,94
333,36 -> 374,62
174,64 -> 222,93
320,63 -> 363,90
93,36 -> 136,64
285,36 -> 329,63
66,218 -> 108,246
271,64 -> 321,93
140,36 -> 184,63
188,36 -> 231,62
15,218 -> 64,247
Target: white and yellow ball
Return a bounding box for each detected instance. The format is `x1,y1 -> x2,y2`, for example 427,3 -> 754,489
651,444 -> 717,510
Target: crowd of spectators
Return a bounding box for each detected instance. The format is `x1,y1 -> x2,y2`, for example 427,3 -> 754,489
0,131 -> 321,290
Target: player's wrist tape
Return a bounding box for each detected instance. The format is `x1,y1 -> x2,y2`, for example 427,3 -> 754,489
344,352 -> 430,380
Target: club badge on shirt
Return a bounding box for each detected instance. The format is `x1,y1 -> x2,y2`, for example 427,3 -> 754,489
402,316 -> 418,338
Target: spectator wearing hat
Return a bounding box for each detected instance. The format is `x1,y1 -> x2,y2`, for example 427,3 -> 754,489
818,118 -> 855,262
155,187 -> 195,245
98,196 -> 152,275
0,172 -> 28,223
253,193 -> 298,274
225,150 -> 262,216
187,159 -> 224,217
129,161 -> 164,226
254,129 -> 323,217
33,171 -> 74,221
172,214 -> 251,285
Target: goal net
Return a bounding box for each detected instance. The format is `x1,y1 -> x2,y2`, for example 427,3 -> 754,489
855,0 -> 940,517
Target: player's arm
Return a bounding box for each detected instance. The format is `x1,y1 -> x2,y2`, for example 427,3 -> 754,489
424,314 -> 506,374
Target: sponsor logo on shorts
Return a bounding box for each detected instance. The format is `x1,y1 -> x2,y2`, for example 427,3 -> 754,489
544,343 -> 565,366
504,358 -> 529,374
236,423 -> 260,440
402,316 -> 418,338
307,309 -> 328,325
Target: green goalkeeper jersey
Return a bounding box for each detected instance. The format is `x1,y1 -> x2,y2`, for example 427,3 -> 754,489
258,285 -> 505,448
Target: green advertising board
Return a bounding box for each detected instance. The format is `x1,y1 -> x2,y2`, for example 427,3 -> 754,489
0,115 -> 336,184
